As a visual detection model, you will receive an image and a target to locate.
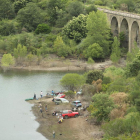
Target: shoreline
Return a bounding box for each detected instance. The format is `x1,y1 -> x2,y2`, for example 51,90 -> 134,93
9,59 -> 114,72
28,97 -> 104,140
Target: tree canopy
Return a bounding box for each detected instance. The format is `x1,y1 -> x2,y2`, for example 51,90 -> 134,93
16,2 -> 45,31
60,73 -> 85,91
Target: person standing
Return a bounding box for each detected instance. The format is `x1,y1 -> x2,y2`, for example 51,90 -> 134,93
34,93 -> 36,99
40,91 -> 43,98
45,104 -> 47,112
53,131 -> 55,138
52,90 -> 54,96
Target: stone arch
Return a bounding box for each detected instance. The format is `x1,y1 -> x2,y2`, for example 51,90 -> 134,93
120,18 -> 129,51
111,17 -> 119,37
131,21 -> 140,49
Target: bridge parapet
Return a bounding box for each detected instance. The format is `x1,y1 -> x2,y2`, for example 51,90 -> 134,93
98,8 -> 140,20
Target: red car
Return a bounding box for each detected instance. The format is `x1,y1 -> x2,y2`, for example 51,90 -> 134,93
55,91 -> 64,95
62,110 -> 79,119
56,94 -> 65,98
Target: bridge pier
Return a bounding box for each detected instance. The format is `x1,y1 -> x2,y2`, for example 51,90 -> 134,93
98,8 -> 140,52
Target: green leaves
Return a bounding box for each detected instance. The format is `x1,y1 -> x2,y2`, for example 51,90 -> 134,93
60,73 -> 85,91
16,2 -> 44,31
1,53 -> 15,67
84,43 -> 104,59
91,93 -> 115,122
110,36 -> 121,63
81,10 -> 110,58
35,23 -> 51,34
62,14 -> 87,43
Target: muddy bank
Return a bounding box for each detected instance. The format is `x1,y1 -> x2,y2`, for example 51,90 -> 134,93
28,96 -> 104,140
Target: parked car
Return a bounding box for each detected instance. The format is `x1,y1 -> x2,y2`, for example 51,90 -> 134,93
72,100 -> 82,107
56,94 -> 65,98
54,98 -> 69,105
62,110 -> 79,119
76,89 -> 82,95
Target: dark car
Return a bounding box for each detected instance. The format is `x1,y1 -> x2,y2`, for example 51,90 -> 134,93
72,100 -> 82,107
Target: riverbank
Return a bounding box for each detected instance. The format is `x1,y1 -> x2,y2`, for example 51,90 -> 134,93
9,57 -> 126,72
28,96 -> 104,140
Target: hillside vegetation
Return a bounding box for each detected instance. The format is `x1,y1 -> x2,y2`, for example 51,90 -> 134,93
1,0 -> 137,69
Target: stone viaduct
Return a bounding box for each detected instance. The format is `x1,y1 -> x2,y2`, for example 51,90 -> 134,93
98,8 -> 140,52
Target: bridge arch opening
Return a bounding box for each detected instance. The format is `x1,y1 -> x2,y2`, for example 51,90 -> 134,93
131,21 -> 140,50
111,17 -> 118,37
120,18 -> 129,52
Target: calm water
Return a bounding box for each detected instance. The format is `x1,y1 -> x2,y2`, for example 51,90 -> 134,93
0,70 -> 80,140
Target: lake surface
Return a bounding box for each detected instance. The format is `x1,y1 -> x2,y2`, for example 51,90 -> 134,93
0,70 -> 81,140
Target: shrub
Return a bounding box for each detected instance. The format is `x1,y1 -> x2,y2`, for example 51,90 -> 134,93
91,93 -> 115,123
83,43 -> 104,59
82,84 -> 96,95
104,66 -> 125,81
65,90 -> 75,98
102,112 -> 140,138
107,78 -> 127,93
125,58 -> 140,77
62,14 -> 87,43
85,4 -> 97,14
60,73 -> 85,91
0,20 -> 20,36
102,76 -> 111,84
86,70 -> 103,84
102,83 -> 111,92
135,99 -> 140,112
35,23 -> 51,34
87,57 -> 95,64
126,106 -> 137,115
16,2 -> 44,31
110,92 -> 128,105
1,53 -> 15,67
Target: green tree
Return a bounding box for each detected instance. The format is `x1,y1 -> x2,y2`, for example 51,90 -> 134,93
27,52 -> 34,65
53,36 -> 71,57
0,0 -> 15,20
85,4 -> 97,14
0,20 -> 19,36
36,49 -> 42,65
126,42 -> 139,63
83,43 -> 104,59
16,2 -> 44,31
66,1 -> 84,17
14,0 -> 26,14
35,23 -> 51,34
47,0 -> 67,25
91,93 -> 115,122
13,44 -> 27,64
1,53 -> 15,68
81,10 -> 110,57
86,70 -> 103,84
62,14 -> 87,43
117,0 -> 135,12
125,51 -> 140,77
110,36 -> 121,63
60,73 -> 85,91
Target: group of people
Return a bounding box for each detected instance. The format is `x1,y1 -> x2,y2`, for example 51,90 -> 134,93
33,91 -> 43,99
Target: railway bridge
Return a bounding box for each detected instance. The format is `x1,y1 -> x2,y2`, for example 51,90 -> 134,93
98,8 -> 140,52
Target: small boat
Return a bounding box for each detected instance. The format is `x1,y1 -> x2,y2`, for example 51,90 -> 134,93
25,97 -> 34,101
